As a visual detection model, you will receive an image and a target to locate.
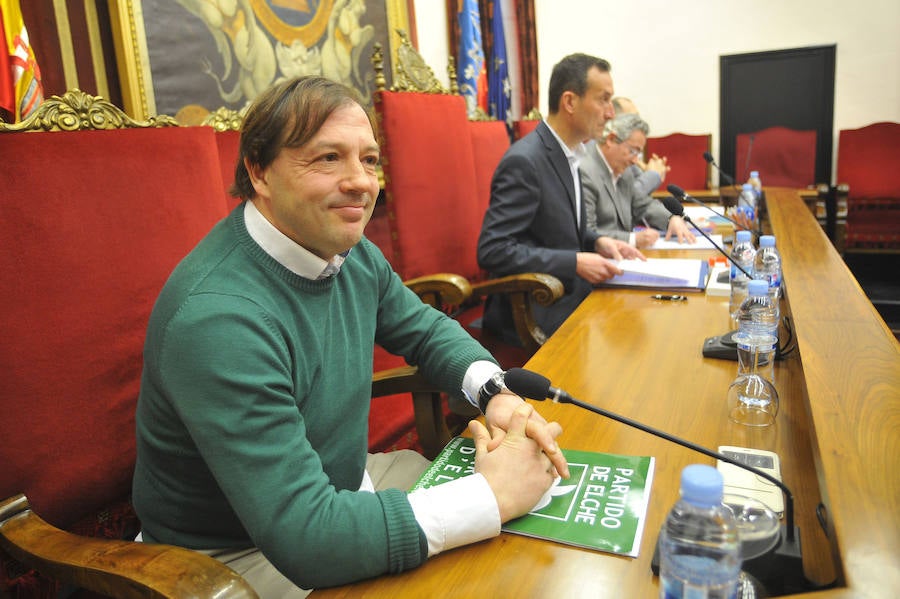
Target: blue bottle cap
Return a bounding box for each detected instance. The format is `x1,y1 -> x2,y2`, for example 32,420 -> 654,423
759,235 -> 775,248
735,230 -> 752,242
750,171 -> 759,178
680,464 -> 724,507
748,279 -> 769,296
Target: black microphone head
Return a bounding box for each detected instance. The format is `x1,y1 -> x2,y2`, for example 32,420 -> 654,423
666,184 -> 686,199
662,194 -> 685,217
703,151 -> 714,164
504,368 -> 551,401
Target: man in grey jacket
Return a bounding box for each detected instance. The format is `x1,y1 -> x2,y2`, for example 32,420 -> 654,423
582,113 -> 696,248
612,96 -> 670,197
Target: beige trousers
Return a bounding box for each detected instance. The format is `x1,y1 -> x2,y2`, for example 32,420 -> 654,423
203,450 -> 432,599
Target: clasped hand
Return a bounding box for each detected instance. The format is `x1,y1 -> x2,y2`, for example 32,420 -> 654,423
470,395 -> 565,522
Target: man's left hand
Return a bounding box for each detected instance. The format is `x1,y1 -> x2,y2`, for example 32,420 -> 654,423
484,392 -> 569,478
664,216 -> 697,244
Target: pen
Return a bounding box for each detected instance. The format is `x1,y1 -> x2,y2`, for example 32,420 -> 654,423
641,217 -> 651,229
651,294 -> 687,301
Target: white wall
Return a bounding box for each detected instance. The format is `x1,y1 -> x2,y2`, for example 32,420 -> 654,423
413,0 -> 900,183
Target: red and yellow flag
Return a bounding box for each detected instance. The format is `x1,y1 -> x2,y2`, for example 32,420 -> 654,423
0,0 -> 43,122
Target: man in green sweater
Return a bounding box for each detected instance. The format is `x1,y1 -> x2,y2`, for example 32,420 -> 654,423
133,76 -> 567,597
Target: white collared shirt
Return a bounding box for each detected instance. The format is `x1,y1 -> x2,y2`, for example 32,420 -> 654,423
544,120 -> 587,228
244,201 -> 347,278
244,200 -> 502,556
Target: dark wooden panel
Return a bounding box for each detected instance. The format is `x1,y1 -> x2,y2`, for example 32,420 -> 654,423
720,45 -> 835,186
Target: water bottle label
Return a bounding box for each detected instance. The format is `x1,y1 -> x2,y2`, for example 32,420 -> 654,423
758,271 -> 781,290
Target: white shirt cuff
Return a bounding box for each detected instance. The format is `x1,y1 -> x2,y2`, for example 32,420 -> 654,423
628,232 -> 637,246
461,360 -> 503,411
407,473 -> 501,556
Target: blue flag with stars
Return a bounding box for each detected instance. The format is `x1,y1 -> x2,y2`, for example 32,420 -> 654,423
488,1 -> 511,129
457,0 -> 486,117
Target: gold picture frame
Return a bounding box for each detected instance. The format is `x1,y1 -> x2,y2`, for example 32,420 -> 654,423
108,0 -> 413,121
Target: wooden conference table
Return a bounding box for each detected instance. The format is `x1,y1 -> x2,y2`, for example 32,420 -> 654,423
314,188 -> 899,598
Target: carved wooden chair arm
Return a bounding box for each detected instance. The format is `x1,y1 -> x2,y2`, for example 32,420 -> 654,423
402,273 -> 472,309
471,273 -> 565,353
0,495 -> 259,599
371,365 -> 473,459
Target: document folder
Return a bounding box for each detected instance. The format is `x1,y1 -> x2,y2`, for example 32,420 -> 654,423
595,259 -> 709,292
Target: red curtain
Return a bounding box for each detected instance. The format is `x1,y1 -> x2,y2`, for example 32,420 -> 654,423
515,0 -> 538,116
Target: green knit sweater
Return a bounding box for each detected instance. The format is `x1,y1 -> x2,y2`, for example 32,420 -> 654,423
133,206 -> 494,588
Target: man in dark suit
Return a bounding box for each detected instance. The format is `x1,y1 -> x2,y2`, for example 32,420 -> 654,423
582,113 -> 695,248
477,54 -> 643,344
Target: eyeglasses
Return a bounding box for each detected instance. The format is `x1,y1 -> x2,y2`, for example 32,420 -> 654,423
613,136 -> 643,158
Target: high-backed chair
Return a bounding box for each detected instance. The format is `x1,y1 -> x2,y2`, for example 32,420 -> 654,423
468,117 -> 512,214
836,121 -> 900,252
371,37 -> 563,368
0,90 -> 449,598
512,108 -> 542,141
735,126 -> 817,188
202,107 -> 244,209
0,90 -> 253,598
644,132 -> 712,190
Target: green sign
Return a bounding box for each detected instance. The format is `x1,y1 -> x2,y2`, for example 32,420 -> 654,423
411,437 -> 656,557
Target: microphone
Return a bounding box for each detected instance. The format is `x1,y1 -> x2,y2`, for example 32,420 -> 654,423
666,184 -> 745,230
743,135 -> 756,181
703,151 -> 735,187
662,188 -> 756,361
504,367 -> 811,596
662,189 -> 751,278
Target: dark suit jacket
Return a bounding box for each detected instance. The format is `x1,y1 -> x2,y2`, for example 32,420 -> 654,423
581,141 -> 672,242
477,121 -> 601,342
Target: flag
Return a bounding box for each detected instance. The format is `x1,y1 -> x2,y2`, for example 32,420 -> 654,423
0,0 -> 43,122
457,0 -> 487,117
0,9 -> 14,115
487,0 -> 511,129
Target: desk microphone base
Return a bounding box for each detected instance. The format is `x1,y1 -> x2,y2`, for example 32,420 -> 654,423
651,524 -> 807,597
703,330 -> 739,360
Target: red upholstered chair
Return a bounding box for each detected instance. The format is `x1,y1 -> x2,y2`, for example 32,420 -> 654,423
468,119 -> 511,213
837,121 -> 900,251
0,92 -> 256,598
202,108 -> 244,209
735,126 -> 817,188
512,108 -> 542,141
513,118 -> 540,140
0,91 -> 446,597
213,129 -> 242,208
644,132 -> 712,191
373,42 -> 562,369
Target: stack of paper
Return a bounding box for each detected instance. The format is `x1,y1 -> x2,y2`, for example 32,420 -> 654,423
597,258 -> 709,291
648,234 -> 724,250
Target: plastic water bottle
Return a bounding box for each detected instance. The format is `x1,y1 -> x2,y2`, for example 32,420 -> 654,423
748,171 -> 762,199
727,280 -> 780,426
738,183 -> 757,226
728,230 -> 756,326
747,171 -> 763,223
753,235 -> 782,301
659,465 -> 741,599
735,279 -> 779,385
